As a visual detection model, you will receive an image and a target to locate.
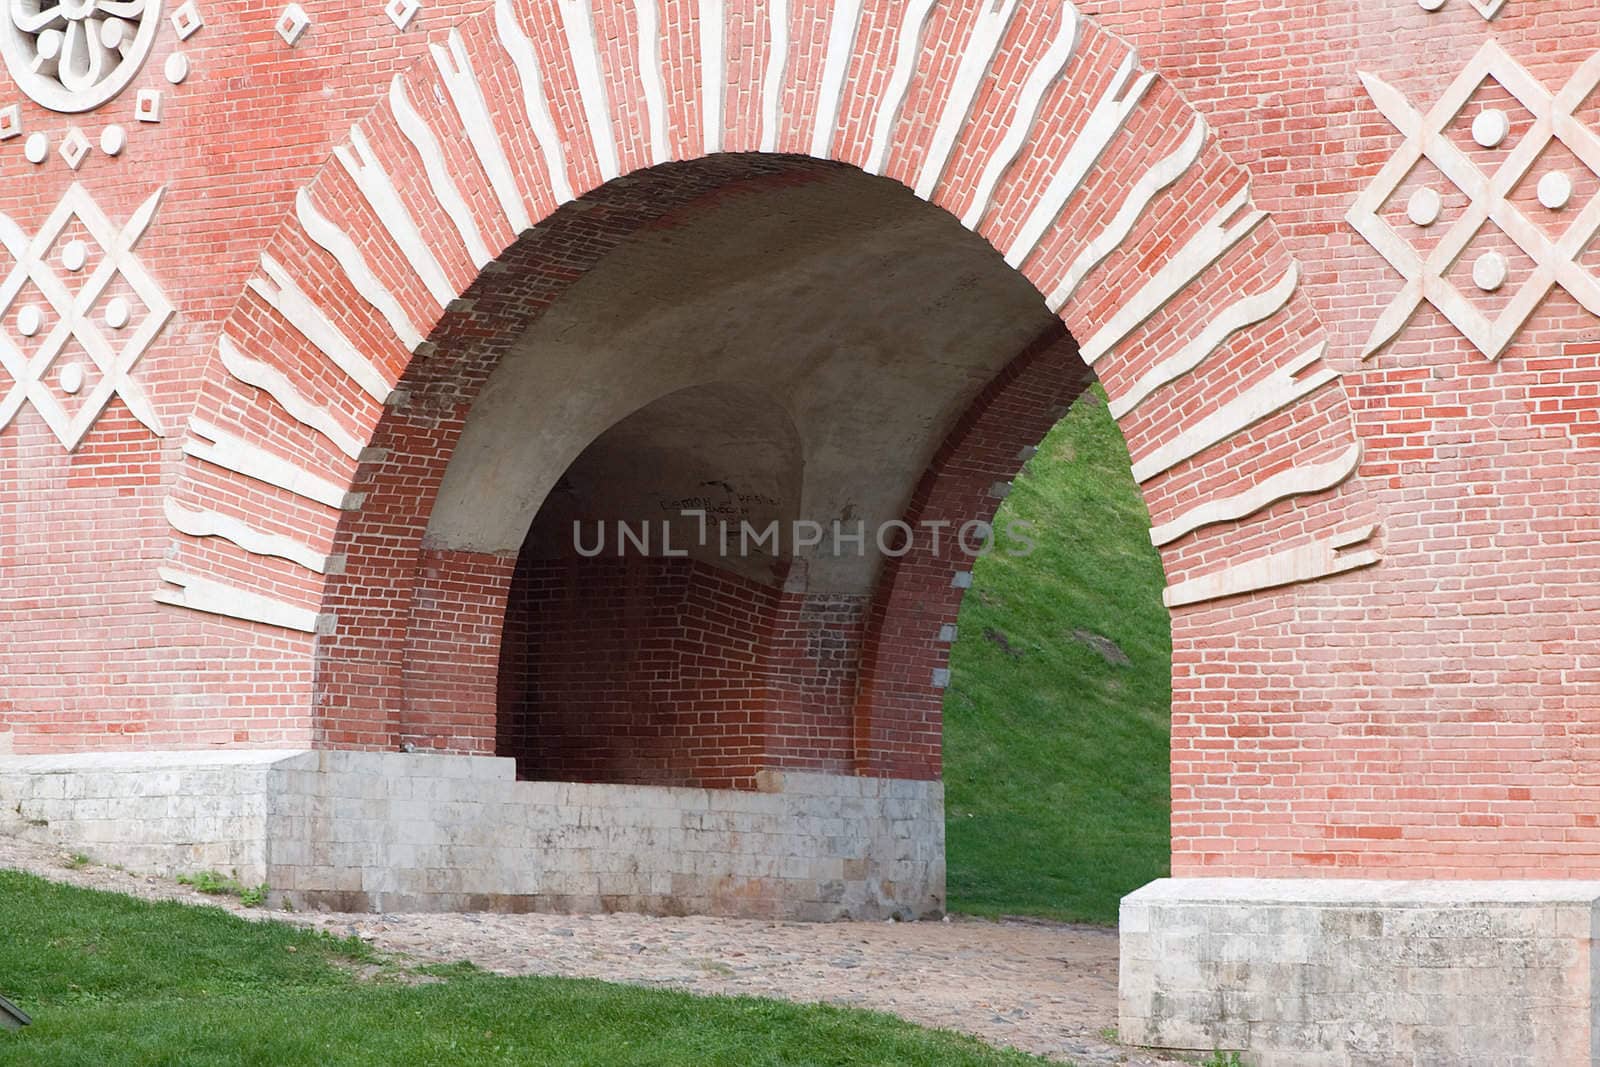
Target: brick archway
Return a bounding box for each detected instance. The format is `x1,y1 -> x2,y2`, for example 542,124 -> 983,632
157,0 -> 1379,778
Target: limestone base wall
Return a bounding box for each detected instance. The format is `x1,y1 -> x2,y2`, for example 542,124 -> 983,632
1120,878 -> 1600,1067
0,751 -> 944,920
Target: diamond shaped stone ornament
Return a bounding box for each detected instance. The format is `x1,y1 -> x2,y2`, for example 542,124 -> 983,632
58,127 -> 90,170
0,185 -> 173,450
1347,41 -> 1600,360
1418,0 -> 1507,19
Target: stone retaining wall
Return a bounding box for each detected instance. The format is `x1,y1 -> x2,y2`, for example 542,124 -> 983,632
0,751 -> 943,920
1120,878 -> 1600,1067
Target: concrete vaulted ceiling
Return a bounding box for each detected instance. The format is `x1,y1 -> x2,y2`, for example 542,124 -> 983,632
424,163 -> 1059,593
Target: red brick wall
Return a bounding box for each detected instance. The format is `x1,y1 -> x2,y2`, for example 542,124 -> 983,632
496,551 -> 868,790
2,0 -> 1595,883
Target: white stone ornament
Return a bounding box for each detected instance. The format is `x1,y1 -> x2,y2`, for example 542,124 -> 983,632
57,360 -> 83,394
104,295 -> 130,329
0,102 -> 18,139
0,0 -> 165,113
1419,0 -> 1507,18
61,238 -> 87,271
386,0 -> 420,30
0,184 -> 175,450
23,130 -> 46,163
100,123 -> 125,155
135,87 -> 161,122
59,125 -> 89,170
1472,250 -> 1508,291
276,4 -> 309,46
1471,108 -> 1509,148
1537,170 -> 1572,211
164,52 -> 189,85
170,1 -> 202,39
1348,41 -> 1600,360
1407,186 -> 1442,227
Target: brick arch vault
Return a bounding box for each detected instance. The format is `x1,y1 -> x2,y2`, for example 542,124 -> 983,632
162,0 -> 1380,779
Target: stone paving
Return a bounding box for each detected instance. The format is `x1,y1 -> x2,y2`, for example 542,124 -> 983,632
0,836 -> 1193,1065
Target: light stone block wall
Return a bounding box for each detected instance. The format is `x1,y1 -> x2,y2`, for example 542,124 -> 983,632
0,751 -> 943,920
1120,878 -> 1600,1067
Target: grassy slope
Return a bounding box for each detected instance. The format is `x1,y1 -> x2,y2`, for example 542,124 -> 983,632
944,387 -> 1172,926
0,870 -> 1051,1067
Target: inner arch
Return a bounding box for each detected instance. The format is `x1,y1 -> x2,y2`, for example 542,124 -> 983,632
411,157 -> 1068,789
424,160 -> 1058,594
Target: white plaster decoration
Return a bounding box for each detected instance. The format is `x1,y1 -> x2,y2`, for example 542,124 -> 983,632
962,4 -> 1079,230
134,87 -> 160,122
249,254 -> 394,403
56,360 -> 81,393
184,418 -> 357,510
1420,0 -> 1507,20
15,304 -> 40,336
1108,264 -> 1298,420
60,238 -> 86,271
99,123 -> 125,155
1003,53 -> 1155,269
23,130 -> 45,162
1349,42 -> 1600,360
0,184 -> 172,450
1472,250 -> 1508,291
58,125 -> 88,169
1406,186 -> 1442,227
170,1 -> 202,39
296,188 -> 425,352
1162,524 -> 1380,609
1,0 -> 164,113
1471,107 -> 1509,149
164,499 -> 332,574
915,0 -> 1023,201
1130,343 -> 1339,483
276,4 -> 310,47
1149,442 -> 1364,547
103,295 -> 129,328
386,0 -> 421,31
758,0 -> 787,154
334,127 -> 456,310
163,52 -> 188,85
495,0 -> 573,205
636,0 -> 669,163
1080,189 -> 1268,366
437,25 -> 535,230
809,0 -> 862,158
1538,170 -> 1573,210
390,74 -> 491,269
863,0 -> 937,177
0,103 -> 18,139
699,0 -> 724,156
558,0 -> 620,182
154,567 -> 328,633
217,335 -> 364,460
1047,117 -> 1206,311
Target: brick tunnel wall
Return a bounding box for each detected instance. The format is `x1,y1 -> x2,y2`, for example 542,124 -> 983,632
495,554 -> 865,790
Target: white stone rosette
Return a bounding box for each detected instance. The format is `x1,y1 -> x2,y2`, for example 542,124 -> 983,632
2,0 -> 163,112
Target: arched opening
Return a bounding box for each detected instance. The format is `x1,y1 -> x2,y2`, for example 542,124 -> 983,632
405,155 -> 1067,792
496,383 -> 805,789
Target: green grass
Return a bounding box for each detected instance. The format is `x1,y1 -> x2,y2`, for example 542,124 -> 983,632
0,870 -> 1052,1066
944,386 -> 1172,926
